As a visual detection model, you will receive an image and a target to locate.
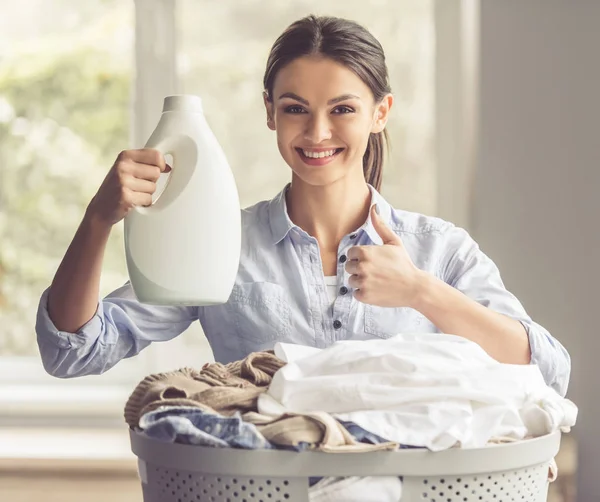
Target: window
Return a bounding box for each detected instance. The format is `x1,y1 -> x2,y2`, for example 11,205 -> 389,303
0,0 -> 435,427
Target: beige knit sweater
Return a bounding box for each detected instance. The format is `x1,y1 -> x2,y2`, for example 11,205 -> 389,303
124,351 -> 284,427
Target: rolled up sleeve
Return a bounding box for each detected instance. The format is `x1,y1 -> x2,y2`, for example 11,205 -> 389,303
521,318 -> 571,397
440,224 -> 571,396
35,282 -> 198,378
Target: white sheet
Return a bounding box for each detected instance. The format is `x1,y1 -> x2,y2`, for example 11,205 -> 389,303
261,333 -> 577,451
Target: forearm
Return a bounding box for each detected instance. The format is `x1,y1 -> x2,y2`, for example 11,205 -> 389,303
411,272 -> 532,365
48,206 -> 112,333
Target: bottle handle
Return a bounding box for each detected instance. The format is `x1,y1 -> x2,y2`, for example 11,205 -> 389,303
133,134 -> 197,214
147,137 -> 175,207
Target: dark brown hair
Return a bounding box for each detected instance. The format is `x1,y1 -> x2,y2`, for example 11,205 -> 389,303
263,15 -> 391,191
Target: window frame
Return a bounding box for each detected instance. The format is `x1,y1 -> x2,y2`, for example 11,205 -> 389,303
434,0 -> 480,230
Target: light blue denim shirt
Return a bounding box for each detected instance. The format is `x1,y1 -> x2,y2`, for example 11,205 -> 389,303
36,185 -> 571,396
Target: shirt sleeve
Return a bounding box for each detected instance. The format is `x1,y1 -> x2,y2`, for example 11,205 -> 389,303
35,282 -> 198,378
438,224 -> 571,397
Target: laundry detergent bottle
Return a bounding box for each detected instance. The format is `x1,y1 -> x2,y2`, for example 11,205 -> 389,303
124,95 -> 241,306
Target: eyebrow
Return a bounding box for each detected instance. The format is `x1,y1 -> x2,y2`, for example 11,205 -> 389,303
278,92 -> 361,105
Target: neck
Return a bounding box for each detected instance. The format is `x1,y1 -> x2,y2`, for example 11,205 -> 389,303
286,172 -> 372,252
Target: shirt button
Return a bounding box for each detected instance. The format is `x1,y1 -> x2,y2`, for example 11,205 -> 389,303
339,286 -> 348,295
339,255 -> 347,263
333,320 -> 342,329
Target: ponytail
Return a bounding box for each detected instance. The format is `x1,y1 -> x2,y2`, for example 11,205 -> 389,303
363,130 -> 388,192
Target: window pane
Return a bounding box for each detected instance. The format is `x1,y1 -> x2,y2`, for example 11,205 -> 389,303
0,0 -> 133,356
178,0 -> 435,212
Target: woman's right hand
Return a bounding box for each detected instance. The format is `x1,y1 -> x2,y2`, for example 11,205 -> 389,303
87,149 -> 171,226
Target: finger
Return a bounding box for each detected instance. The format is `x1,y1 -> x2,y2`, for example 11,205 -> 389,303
347,258 -> 369,276
344,259 -> 359,275
130,162 -> 163,182
124,176 -> 159,195
371,204 -> 402,246
353,288 -> 367,303
127,148 -> 167,171
348,274 -> 363,289
347,245 -> 368,261
129,189 -> 154,208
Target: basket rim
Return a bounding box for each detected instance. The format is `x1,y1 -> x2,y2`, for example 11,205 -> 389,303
129,428 -> 561,477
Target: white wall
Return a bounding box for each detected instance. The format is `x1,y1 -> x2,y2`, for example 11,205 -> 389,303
470,2 -> 600,500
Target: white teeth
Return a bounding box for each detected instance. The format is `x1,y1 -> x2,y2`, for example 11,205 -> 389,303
302,149 -> 337,159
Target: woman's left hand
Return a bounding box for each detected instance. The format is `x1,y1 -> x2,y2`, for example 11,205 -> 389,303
346,205 -> 425,308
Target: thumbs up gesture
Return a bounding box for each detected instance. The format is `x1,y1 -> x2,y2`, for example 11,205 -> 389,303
346,205 -> 425,307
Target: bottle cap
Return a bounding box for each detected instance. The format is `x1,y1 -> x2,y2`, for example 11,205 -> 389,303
162,95 -> 203,113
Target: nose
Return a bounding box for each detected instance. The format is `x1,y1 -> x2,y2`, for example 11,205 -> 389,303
303,113 -> 332,144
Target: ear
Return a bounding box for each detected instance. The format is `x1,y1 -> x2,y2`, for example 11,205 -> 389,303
263,91 -> 276,131
371,93 -> 393,134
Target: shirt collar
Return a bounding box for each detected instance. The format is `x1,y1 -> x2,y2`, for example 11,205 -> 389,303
363,185 -> 393,245
268,183 -> 393,245
268,184 -> 295,244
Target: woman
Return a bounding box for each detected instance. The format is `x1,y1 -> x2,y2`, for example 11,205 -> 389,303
36,15 -> 570,396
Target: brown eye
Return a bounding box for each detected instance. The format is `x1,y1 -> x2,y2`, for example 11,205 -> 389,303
284,105 -> 306,114
332,106 -> 354,114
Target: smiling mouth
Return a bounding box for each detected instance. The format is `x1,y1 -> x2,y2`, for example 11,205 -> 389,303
297,148 -> 344,159
295,147 -> 344,165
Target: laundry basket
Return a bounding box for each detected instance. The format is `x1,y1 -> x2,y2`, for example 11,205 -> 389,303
129,428 -> 561,502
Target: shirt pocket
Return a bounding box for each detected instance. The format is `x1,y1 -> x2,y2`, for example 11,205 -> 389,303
226,282 -> 291,350
364,305 -> 427,339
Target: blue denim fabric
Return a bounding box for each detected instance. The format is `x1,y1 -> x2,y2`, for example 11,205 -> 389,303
138,406 -> 273,450
139,406 -> 419,450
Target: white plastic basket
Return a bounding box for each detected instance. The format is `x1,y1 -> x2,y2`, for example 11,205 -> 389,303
129,429 -> 561,502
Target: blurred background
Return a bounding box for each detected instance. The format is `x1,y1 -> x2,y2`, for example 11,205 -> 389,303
0,0 -> 597,501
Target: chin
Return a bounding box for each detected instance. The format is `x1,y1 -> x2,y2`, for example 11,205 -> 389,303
290,167 -> 349,188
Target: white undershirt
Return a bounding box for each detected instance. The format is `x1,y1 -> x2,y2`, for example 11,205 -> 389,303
324,275 -> 338,303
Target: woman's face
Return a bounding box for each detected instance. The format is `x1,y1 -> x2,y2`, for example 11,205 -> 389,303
265,56 -> 392,187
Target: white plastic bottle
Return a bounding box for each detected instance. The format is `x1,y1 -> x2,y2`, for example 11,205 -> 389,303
124,95 -> 241,306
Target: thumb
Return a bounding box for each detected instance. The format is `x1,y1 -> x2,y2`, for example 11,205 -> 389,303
371,204 -> 402,245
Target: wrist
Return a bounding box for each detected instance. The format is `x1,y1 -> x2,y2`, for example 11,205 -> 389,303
84,202 -> 113,237
409,270 -> 439,312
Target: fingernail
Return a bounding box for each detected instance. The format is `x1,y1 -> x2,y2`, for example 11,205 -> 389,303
374,203 -> 380,215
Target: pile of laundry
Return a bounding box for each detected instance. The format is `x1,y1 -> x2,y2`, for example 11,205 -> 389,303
124,333 -> 578,501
